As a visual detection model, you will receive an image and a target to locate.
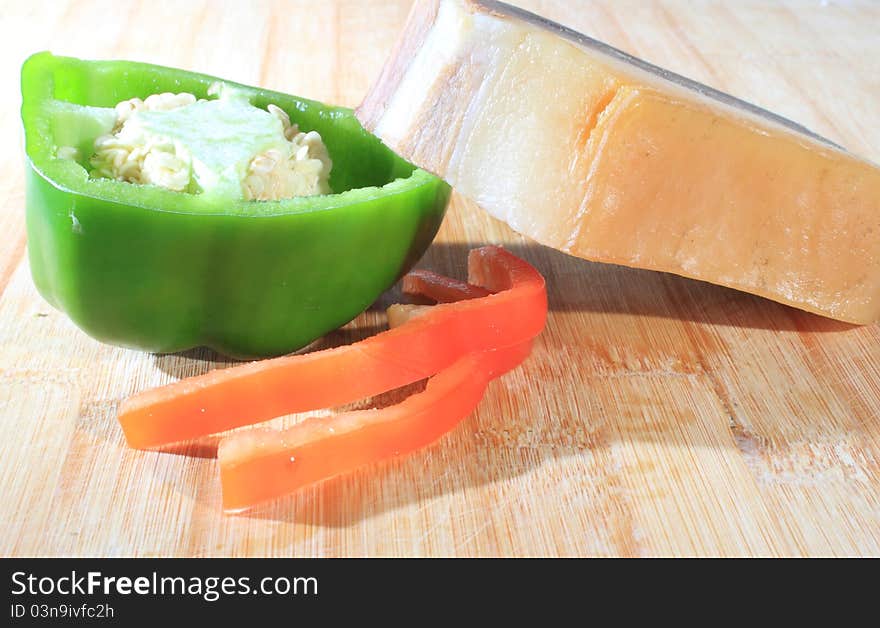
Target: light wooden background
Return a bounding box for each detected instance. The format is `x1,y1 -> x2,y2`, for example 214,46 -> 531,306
1,0 -> 879,557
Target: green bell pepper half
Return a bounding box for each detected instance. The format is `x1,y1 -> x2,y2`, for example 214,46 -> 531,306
21,52 -> 450,359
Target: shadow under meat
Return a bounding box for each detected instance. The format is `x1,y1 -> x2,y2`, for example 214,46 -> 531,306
153,239 -> 854,382
417,241 -> 856,334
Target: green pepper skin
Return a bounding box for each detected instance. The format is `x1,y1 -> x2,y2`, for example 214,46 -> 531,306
22,53 -> 450,358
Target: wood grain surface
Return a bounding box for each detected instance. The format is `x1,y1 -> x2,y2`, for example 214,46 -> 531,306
2,0 -> 879,557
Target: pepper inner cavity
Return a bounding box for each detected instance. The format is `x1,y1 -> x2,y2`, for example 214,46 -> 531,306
74,84 -> 332,201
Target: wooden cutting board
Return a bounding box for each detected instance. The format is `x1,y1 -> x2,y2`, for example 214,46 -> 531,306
2,0 -> 879,557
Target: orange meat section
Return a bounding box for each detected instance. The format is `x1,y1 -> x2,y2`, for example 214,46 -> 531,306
566,86 -> 880,323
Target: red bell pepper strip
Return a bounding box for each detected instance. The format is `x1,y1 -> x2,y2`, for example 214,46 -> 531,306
385,303 -> 432,328
218,341 -> 533,512
402,269 -> 492,302
118,246 -> 547,449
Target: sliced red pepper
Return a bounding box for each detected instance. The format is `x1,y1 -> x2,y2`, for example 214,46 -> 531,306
402,269 -> 492,302
385,303 -> 432,328
218,341 -> 533,512
118,246 -> 547,449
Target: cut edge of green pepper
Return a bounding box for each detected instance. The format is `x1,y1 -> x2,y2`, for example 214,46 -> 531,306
21,51 -> 439,217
